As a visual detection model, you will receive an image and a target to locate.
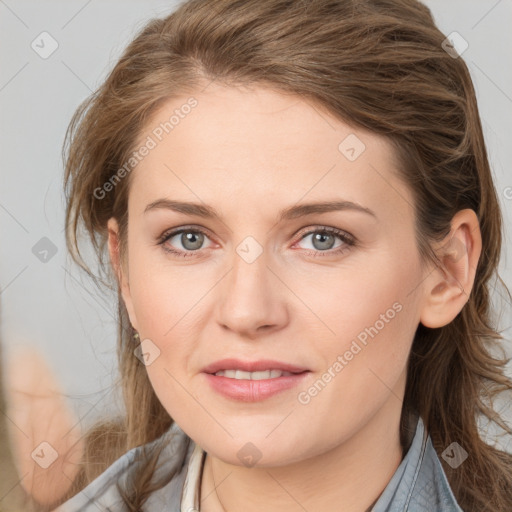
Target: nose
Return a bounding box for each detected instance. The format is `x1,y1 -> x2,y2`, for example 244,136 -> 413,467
216,246 -> 289,339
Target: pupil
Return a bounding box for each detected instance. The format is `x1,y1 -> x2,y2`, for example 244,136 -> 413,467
314,232 -> 334,250
183,231 -> 203,250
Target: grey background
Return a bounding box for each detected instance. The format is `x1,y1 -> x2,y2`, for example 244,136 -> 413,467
1,0 -> 511,447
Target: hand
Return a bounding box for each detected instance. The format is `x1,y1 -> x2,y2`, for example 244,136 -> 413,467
3,346 -> 84,508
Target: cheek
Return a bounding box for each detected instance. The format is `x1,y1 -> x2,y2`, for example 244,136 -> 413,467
127,248 -> 199,336
292,298 -> 417,449
294,252 -> 421,407
143,342 -> 207,432
293,247 -> 421,349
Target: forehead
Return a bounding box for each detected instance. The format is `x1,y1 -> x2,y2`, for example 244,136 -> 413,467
129,84 -> 413,224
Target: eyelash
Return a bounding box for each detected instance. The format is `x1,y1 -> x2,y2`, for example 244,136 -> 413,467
157,225 -> 356,259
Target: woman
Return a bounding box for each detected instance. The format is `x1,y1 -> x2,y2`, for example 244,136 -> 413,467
57,0 -> 512,510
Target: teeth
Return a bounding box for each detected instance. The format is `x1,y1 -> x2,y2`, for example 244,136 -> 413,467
214,369 -> 294,379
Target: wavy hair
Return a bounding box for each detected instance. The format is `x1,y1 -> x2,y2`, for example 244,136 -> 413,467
61,0 -> 512,510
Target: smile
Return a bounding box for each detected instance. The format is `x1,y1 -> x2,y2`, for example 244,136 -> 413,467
203,371 -> 309,402
213,369 -> 294,379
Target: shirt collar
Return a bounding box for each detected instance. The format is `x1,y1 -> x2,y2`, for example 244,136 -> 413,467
180,442 -> 206,511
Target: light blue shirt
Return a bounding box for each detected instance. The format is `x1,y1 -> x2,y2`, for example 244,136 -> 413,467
58,414 -> 464,511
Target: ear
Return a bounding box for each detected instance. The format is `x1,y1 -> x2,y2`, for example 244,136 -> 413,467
419,209 -> 482,328
107,217 -> 139,331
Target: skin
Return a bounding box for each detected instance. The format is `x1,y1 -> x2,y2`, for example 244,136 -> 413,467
4,348 -> 83,508
108,83 -> 482,512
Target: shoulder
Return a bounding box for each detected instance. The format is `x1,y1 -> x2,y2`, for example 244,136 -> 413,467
57,421 -> 193,512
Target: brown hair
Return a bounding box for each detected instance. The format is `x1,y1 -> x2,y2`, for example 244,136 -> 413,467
62,0 -> 512,510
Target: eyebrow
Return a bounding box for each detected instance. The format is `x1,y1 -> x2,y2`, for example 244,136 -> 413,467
144,198 -> 377,221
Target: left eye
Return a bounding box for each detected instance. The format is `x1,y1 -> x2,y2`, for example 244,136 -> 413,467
293,227 -> 355,256
296,230 -> 345,251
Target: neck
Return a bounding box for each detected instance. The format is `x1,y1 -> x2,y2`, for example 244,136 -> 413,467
199,392 -> 406,512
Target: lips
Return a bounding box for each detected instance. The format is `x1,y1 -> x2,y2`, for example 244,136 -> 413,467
201,358 -> 310,402
201,358 -> 309,375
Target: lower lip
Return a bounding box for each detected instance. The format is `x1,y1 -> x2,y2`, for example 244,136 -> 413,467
203,372 -> 310,402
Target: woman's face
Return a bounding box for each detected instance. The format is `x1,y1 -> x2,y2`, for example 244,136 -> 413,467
110,83 -> 429,466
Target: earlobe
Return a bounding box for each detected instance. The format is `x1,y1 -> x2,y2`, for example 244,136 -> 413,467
107,217 -> 139,331
419,209 -> 482,329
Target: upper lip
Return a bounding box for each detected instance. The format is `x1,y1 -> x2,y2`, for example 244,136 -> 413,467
202,358 -> 309,374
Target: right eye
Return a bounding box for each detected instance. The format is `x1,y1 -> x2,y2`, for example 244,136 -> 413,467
158,227 -> 214,258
